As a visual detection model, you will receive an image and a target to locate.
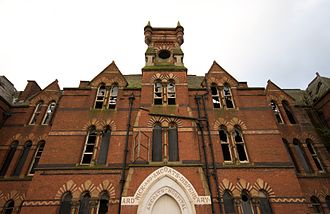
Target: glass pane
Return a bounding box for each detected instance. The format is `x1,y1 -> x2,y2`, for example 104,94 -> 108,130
237,144 -> 247,161
222,144 -> 231,161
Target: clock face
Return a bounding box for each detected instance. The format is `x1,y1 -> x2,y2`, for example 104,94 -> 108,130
158,50 -> 171,59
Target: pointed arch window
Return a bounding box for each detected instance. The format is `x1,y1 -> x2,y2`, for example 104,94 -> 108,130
282,138 -> 299,172
259,191 -> 272,214
223,84 -> 234,108
13,141 -> 32,176
211,83 -> 221,108
219,126 -> 232,161
306,139 -> 324,172
152,123 -> 162,161
270,100 -> 283,124
3,199 -> 15,214
232,126 -> 248,162
282,100 -> 296,124
81,127 -> 97,165
29,101 -> 44,125
59,192 -> 72,214
154,81 -> 163,105
79,192 -> 91,214
42,101 -> 56,125
97,126 -> 111,165
108,84 -> 118,109
0,141 -> 18,176
240,190 -> 253,214
167,80 -> 176,105
293,139 -> 311,173
168,124 -> 178,161
223,190 -> 235,214
28,141 -> 45,175
98,192 -> 109,214
310,196 -> 323,214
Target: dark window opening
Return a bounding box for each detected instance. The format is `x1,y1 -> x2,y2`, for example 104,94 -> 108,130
59,192 -> 72,214
306,139 -> 324,171
98,192 -> 109,214
270,100 -> 283,123
310,196 -> 323,214
154,82 -> 163,105
219,128 -> 232,161
282,100 -> 296,124
223,84 -> 234,108
237,144 -> 248,161
293,139 -> 311,173
29,101 -> 44,125
3,200 -> 14,214
81,127 -> 97,165
158,50 -> 171,59
223,191 -> 235,214
29,141 -> 45,175
152,124 -> 162,161
79,192 -> 91,214
0,141 -> 18,176
211,84 -> 221,108
282,138 -> 299,173
233,127 -> 248,162
167,81 -> 176,105
95,85 -> 106,109
241,191 -> 253,214
108,85 -> 118,109
97,127 -> 111,165
42,101 -> 56,125
13,141 -> 32,176
168,125 -> 179,161
259,191 -> 272,214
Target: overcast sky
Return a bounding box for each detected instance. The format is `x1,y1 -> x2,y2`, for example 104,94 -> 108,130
0,0 -> 329,91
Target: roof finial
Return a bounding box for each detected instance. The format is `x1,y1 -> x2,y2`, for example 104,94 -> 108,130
147,21 -> 151,26
177,21 -> 181,27
316,72 -> 320,76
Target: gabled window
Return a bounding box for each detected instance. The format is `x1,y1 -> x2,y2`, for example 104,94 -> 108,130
0,141 -> 18,176
3,199 -> 15,214
282,100 -> 296,124
42,101 -> 56,125
13,141 -> 32,176
29,101 -> 44,125
310,196 -> 323,214
211,83 -> 221,108
79,192 -> 91,214
168,124 -> 178,161
97,126 -> 111,165
282,138 -> 299,172
152,123 -> 162,161
306,139 -> 324,172
223,84 -> 234,108
240,190 -> 253,214
167,80 -> 176,105
293,138 -> 311,173
98,192 -> 109,214
259,191 -> 272,214
232,126 -> 248,162
95,84 -> 106,109
154,81 -> 163,105
270,100 -> 283,124
219,126 -> 232,162
28,141 -> 45,175
59,192 -> 72,214
223,190 -> 235,214
81,127 -> 97,165
108,84 -> 118,109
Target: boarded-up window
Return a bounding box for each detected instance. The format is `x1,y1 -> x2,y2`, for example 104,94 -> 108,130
79,192 -> 91,214
168,125 -> 178,161
59,192 -> 72,214
152,124 -> 162,161
29,101 -> 44,125
3,199 -> 14,214
13,141 -> 32,176
223,191 -> 235,214
0,141 -> 18,176
98,192 -> 109,214
97,127 -> 111,165
29,141 -> 45,175
293,139 -> 311,173
282,100 -> 296,124
81,127 -> 97,165
219,126 -> 231,161
259,191 -> 272,214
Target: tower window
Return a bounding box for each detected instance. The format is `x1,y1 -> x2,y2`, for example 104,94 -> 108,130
0,141 -> 18,176
154,81 -> 163,105
29,141 -> 45,175
59,192 -> 72,214
219,126 -> 232,161
223,84 -> 234,108
158,50 -> 171,59
42,101 -> 56,125
232,126 -> 248,162
282,100 -> 296,124
29,101 -> 44,125
152,123 -> 162,161
270,100 -> 283,124
95,85 -> 106,109
13,141 -> 32,176
211,84 -> 221,108
108,85 -> 118,109
167,81 -> 176,105
81,127 -> 97,165
306,139 -> 324,172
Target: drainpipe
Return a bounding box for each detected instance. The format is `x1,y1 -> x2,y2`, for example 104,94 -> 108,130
118,93 -> 135,214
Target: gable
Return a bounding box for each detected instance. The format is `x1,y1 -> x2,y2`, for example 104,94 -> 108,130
203,61 -> 239,87
265,80 -> 295,103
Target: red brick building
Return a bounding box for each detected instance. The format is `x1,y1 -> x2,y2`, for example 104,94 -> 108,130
0,23 -> 330,214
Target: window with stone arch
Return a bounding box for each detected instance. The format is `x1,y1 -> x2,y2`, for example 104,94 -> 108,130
310,196 -> 323,214
29,100 -> 44,125
293,138 -> 311,173
3,199 -> 15,214
59,192 -> 72,214
240,190 -> 253,214
97,126 -> 111,165
223,190 -> 236,214
282,100 -> 297,124
223,83 -> 234,108
28,140 -> 45,175
154,80 -> 163,105
79,192 -> 91,214
167,80 -> 176,105
210,83 -> 221,108
258,190 -> 272,214
42,100 -> 56,125
81,126 -> 97,165
108,83 -> 118,109
98,191 -> 109,214
306,138 -> 324,172
282,138 -> 299,173
94,84 -> 107,109
325,195 -> 330,211
219,125 -> 232,162
168,123 -> 179,161
0,141 -> 18,176
232,126 -> 248,162
13,141 -> 32,176
270,100 -> 283,124
152,123 -> 162,161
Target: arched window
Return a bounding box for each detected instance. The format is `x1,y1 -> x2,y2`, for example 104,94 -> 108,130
79,192 -> 91,214
282,138 -> 299,172
270,100 -> 283,124
325,195 -> 330,210
223,84 -> 234,108
167,80 -> 176,105
3,199 -> 15,214
13,141 -> 32,176
29,141 -> 45,175
240,190 -> 253,214
152,123 -> 162,161
232,126 -> 248,162
293,139 -> 311,173
168,124 -> 178,161
97,126 -> 111,165
154,81 -> 163,105
211,83 -> 221,108
310,196 -> 323,214
29,101 -> 44,125
42,101 -> 56,125
259,191 -> 272,214
219,126 -> 232,162
223,190 -> 235,214
306,139 -> 324,172
81,127 -> 97,165
282,100 -> 296,124
108,84 -> 118,109
95,84 -> 106,109
98,192 -> 109,214
59,192 -> 72,214
0,141 -> 18,176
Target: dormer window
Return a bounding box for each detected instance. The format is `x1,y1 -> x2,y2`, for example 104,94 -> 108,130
94,83 -> 119,109
154,81 -> 163,105
223,84 -> 234,108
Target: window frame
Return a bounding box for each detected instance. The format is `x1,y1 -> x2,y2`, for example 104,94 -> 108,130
29,101 -> 44,125
97,191 -> 109,214
222,83 -> 235,109
108,84 -> 118,109
97,126 -> 111,165
167,80 -> 176,105
270,100 -> 284,124
293,138 -> 312,173
13,141 -> 32,176
168,123 -> 179,161
154,80 -> 163,105
306,139 -> 324,172
79,192 -> 91,214
210,83 -> 221,108
81,127 -> 97,165
3,199 -> 15,214
94,84 -> 107,109
41,101 -> 56,125
0,141 -> 18,176
152,123 -> 163,161
219,126 -> 232,162
282,100 -> 297,124
232,126 -> 249,162
59,192 -> 72,214
28,141 -> 45,175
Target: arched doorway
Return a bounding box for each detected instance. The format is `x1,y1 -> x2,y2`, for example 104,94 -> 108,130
152,194 -> 181,214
